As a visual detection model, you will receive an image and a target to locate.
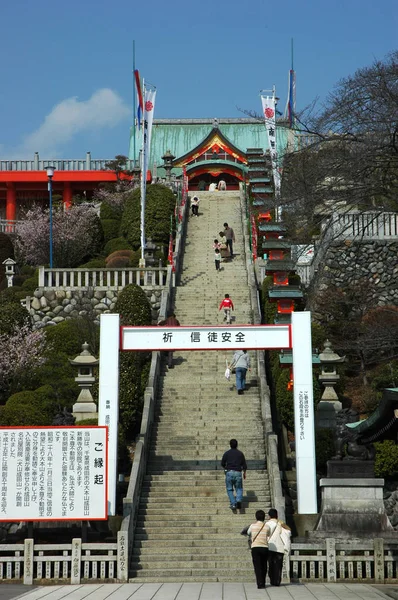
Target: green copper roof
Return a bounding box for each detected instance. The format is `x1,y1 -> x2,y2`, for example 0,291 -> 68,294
129,118 -> 290,171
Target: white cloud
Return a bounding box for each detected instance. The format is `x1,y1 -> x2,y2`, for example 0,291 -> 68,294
13,89 -> 130,157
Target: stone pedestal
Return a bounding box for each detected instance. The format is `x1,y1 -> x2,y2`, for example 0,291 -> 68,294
314,478 -> 393,537
317,399 -> 342,428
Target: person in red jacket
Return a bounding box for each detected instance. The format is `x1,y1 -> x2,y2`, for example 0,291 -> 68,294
219,294 -> 234,324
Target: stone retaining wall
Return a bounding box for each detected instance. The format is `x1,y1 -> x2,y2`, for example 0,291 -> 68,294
311,241 -> 398,316
27,288 -> 163,329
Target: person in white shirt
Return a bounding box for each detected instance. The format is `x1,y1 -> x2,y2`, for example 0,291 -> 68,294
265,508 -> 291,586
209,182 -> 217,191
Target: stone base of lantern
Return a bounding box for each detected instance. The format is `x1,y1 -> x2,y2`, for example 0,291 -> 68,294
316,399 -> 342,428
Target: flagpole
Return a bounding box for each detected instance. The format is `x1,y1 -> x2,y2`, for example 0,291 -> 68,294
140,79 -> 146,261
133,40 -> 136,166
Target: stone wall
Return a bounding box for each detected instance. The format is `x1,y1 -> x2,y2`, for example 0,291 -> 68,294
27,288 -> 163,329
311,240 -> 398,315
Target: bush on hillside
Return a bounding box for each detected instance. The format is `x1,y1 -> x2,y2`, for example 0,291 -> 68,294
44,319 -> 100,358
106,256 -> 131,268
0,297 -> 30,335
120,184 -> 175,250
78,257 -> 107,268
275,369 -> 322,432
113,283 -> 152,436
114,283 -> 152,326
104,237 -> 133,255
375,440 -> 398,478
100,201 -> 121,220
101,219 -> 120,243
1,385 -> 58,426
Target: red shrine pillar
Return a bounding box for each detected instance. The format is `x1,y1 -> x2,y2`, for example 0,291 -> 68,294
63,182 -> 72,210
6,182 -> 16,223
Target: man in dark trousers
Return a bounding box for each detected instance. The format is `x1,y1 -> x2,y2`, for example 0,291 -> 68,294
221,439 -> 247,510
223,222 -> 236,258
158,313 -> 180,368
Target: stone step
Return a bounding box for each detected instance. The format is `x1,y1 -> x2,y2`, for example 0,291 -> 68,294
133,538 -> 254,549
130,568 -> 254,579
128,576 -> 253,583
131,559 -> 252,570
132,546 -> 251,556
142,471 -> 266,480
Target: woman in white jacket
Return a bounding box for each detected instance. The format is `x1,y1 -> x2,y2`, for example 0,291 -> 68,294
265,508 -> 291,586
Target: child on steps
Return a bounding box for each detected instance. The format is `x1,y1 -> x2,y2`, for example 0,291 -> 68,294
219,294 -> 234,324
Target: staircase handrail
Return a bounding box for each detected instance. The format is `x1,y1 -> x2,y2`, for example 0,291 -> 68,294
239,185 -> 285,521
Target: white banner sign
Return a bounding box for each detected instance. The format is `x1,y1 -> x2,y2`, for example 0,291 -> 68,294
0,427 -> 108,521
261,94 -> 281,198
292,312 -> 317,514
121,325 -> 291,351
98,313 -> 120,517
140,87 -> 157,255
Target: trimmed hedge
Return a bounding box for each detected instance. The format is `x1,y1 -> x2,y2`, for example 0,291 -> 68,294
101,219 -> 120,243
120,184 -> 175,250
114,283 -> 152,326
100,201 -> 121,220
275,369 -> 322,432
104,237 -> 133,256
79,257 -> 107,268
113,283 -> 152,437
1,385 -> 58,426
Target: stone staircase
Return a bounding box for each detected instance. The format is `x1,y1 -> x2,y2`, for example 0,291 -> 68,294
130,191 -> 272,582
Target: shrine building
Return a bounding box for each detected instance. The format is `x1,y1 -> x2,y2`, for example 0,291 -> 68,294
129,117 -> 291,191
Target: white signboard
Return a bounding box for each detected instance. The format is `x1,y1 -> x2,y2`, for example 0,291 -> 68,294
121,325 -> 291,351
98,313 -> 120,517
0,427 -> 108,521
292,312 -> 317,514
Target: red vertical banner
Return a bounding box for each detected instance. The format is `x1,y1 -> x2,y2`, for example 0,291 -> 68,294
251,215 -> 258,261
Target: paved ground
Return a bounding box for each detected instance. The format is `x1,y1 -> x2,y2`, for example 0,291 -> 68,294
2,582 -> 394,600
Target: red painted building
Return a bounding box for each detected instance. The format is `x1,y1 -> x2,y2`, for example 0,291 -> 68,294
0,152 -> 136,224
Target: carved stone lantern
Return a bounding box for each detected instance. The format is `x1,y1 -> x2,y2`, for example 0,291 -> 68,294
144,237 -> 157,267
161,149 -> 175,182
2,257 -> 16,287
70,342 -> 99,422
317,339 -> 345,428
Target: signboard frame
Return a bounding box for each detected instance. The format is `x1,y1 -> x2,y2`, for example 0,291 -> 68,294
0,426 -> 108,522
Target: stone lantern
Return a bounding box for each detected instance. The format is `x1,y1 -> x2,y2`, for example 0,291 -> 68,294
317,339 -> 345,428
161,150 -> 175,182
2,257 -> 16,287
70,342 -> 99,422
144,237 -> 157,267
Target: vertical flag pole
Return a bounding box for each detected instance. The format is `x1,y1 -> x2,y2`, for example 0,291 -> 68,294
132,40 -> 136,166
140,79 -> 146,261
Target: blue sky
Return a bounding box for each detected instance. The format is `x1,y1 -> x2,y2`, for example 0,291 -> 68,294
0,0 -> 396,159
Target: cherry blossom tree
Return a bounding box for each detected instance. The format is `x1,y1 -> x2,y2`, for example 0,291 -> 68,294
15,204 -> 103,267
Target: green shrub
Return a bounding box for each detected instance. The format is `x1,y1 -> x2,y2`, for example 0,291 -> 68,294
120,184 -> 175,250
315,428 -> 335,471
22,272 -> 39,292
374,440 -> 398,478
44,319 -> 100,358
114,283 -> 152,326
78,257 -> 107,268
311,322 -> 328,353
100,201 -> 121,220
113,283 -> 152,436
0,298 -> 30,335
275,370 -> 322,432
104,237 -> 133,255
289,273 -> 301,286
77,418 -> 99,426
101,219 -> 120,243
1,385 -> 58,426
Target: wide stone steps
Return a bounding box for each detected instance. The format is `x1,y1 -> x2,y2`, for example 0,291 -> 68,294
130,191 -> 269,581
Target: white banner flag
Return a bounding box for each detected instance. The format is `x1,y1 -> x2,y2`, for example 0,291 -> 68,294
140,87 -> 157,258
261,95 -> 281,199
